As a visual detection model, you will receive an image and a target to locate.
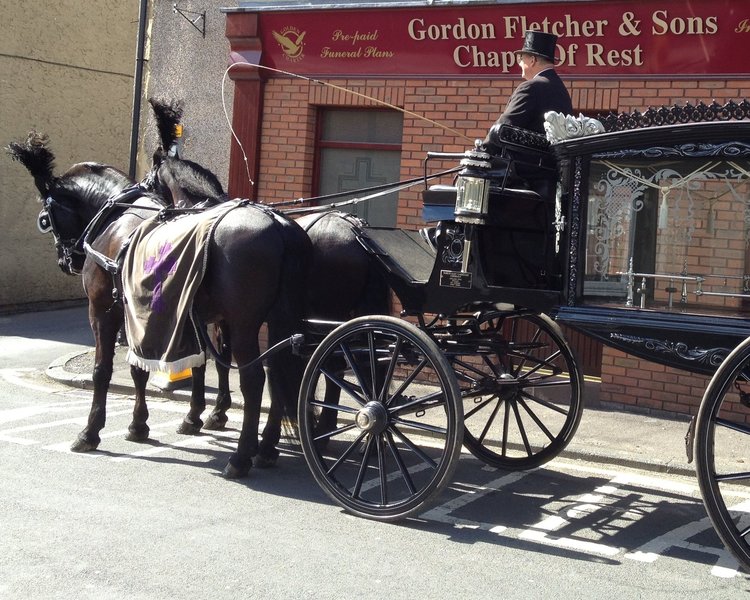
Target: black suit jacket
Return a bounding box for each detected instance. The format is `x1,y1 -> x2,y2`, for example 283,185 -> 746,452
485,68 -> 573,138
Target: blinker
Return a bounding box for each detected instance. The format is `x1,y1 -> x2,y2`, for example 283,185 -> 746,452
37,209 -> 52,234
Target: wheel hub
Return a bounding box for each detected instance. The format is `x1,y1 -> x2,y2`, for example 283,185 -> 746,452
355,401 -> 389,434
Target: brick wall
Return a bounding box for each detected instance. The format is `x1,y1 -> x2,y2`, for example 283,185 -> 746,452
599,345 -> 711,416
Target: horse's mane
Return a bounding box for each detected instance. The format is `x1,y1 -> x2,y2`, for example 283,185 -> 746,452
5,131 -> 57,196
54,162 -> 134,209
165,156 -> 227,202
149,97 -> 183,152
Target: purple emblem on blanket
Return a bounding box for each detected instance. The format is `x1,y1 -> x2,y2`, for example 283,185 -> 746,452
143,242 -> 177,313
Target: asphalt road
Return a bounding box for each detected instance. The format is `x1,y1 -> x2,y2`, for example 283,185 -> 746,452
0,305 -> 748,598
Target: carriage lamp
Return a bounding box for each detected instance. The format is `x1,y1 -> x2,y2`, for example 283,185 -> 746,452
454,144 -> 492,225
454,175 -> 490,224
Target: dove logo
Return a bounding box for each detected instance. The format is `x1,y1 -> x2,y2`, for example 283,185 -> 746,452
273,27 -> 306,62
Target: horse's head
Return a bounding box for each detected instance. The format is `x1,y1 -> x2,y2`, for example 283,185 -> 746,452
37,162 -> 133,275
6,132 -> 133,275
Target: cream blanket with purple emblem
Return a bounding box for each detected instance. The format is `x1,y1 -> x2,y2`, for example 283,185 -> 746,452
122,203 -> 234,373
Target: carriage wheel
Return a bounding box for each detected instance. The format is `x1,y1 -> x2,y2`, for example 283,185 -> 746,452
694,337 -> 750,570
298,316 -> 463,521
447,312 -> 583,470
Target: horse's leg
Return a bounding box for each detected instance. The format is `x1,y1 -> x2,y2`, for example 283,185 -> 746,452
125,364 -> 150,442
204,323 -> 232,431
222,336 -> 263,479
71,304 -> 120,452
256,369 -> 284,468
177,363 -> 206,435
257,340 -> 304,467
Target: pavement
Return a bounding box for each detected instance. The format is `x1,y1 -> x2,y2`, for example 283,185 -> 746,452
45,342 -> 709,478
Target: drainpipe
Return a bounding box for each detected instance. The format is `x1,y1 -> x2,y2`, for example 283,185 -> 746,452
128,0 -> 149,179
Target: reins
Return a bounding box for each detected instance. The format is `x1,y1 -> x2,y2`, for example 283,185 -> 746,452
269,166 -> 462,216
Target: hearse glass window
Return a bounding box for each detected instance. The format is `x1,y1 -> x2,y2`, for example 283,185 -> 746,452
317,109 -> 403,227
583,157 -> 750,317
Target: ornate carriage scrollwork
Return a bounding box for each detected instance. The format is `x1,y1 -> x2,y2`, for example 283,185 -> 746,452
609,333 -> 729,369
598,100 -> 750,133
544,112 -> 605,144
440,224 -> 465,267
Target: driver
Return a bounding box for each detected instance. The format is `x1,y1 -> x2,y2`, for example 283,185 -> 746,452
484,30 -> 572,144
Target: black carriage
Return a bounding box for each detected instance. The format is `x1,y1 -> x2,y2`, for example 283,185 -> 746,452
295,101 -> 750,567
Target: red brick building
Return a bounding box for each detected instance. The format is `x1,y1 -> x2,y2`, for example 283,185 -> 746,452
222,0 -> 750,417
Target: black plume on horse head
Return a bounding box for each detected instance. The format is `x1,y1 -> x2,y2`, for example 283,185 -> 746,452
148,96 -> 183,156
146,97 -> 227,205
5,130 -> 57,196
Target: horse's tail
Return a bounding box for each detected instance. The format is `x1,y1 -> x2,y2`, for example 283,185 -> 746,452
5,131 -> 57,196
148,97 -> 183,155
266,214 -> 313,429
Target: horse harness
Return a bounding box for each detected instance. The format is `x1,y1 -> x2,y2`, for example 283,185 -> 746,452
39,184 -> 165,305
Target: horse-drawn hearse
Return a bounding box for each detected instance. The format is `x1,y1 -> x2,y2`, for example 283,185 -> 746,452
8,99 -> 750,569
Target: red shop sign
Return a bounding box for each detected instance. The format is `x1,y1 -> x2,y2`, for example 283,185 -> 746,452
244,0 -> 750,79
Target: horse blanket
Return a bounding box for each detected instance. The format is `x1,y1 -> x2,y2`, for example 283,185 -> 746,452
122,202 -> 238,373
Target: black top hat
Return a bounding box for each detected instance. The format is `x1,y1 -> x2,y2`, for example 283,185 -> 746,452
516,30 -> 559,63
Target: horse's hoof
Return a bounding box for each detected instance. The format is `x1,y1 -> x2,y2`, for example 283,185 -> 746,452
70,437 -> 99,453
254,454 -> 278,469
176,420 -> 202,435
222,460 -> 251,479
125,428 -> 150,442
203,414 -> 227,431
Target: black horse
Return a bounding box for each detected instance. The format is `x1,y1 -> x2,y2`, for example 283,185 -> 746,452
144,98 -> 390,439
6,131 -> 311,478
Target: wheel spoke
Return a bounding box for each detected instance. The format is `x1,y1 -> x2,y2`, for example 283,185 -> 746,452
510,399 -> 533,457
516,396 -> 556,443
326,430 -> 369,476
386,357 -> 429,407
320,366 -> 367,407
368,331 -> 378,401
313,421 -> 358,443
352,435 -> 375,499
518,389 -> 570,416
502,400 -> 511,456
715,470 -> 750,483
715,417 -> 750,437
477,396 -> 504,444
464,394 -> 498,419
390,425 -> 438,469
340,341 -> 373,402
376,435 -> 388,505
391,416 -> 448,436
389,389 -> 445,415
308,398 -> 358,415
451,359 -> 485,384
385,430 -> 416,494
514,348 -> 563,379
509,326 -> 543,376
378,337 -> 402,403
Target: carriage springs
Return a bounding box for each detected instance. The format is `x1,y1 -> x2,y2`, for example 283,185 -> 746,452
407,12 -> 718,70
